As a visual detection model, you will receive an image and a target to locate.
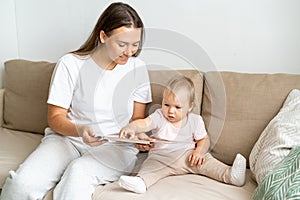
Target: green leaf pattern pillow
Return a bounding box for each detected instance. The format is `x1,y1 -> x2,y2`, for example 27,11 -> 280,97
253,145 -> 300,200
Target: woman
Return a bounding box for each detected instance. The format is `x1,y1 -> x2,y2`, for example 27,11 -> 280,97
0,2 -> 152,200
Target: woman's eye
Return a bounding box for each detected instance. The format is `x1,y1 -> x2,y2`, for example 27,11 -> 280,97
133,43 -> 139,47
119,43 -> 126,47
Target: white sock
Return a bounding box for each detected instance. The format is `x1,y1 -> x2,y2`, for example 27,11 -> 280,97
230,153 -> 246,186
119,176 -> 147,194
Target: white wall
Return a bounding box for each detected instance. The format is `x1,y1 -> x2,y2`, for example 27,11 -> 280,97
0,0 -> 19,83
1,0 -> 300,86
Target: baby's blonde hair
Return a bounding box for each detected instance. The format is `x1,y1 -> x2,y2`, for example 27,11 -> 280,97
164,75 -> 195,106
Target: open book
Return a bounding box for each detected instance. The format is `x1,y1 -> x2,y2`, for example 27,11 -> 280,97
96,136 -> 151,145
96,136 -> 192,145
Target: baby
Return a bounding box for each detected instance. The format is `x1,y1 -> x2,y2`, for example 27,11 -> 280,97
118,75 -> 246,193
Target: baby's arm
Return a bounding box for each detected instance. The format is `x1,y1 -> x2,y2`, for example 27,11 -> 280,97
119,116 -> 155,139
188,135 -> 210,166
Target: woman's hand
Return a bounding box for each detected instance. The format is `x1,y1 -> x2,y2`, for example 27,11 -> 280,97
77,125 -> 106,147
188,150 -> 206,167
134,133 -> 154,152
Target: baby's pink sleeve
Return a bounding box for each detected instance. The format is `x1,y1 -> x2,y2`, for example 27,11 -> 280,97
193,115 -> 208,140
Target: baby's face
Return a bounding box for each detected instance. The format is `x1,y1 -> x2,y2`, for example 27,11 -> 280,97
161,89 -> 192,125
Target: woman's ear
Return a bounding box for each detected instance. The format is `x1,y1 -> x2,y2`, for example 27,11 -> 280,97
99,30 -> 107,43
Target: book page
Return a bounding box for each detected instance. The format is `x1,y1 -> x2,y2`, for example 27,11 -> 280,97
97,136 -> 151,145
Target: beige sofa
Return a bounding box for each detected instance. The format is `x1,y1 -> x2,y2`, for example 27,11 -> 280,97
1,59 -> 300,199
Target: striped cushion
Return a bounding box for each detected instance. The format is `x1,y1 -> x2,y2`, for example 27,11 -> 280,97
253,145 -> 300,200
249,89 -> 300,184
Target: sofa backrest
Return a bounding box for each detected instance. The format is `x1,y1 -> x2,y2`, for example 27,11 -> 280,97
2,60 -> 204,135
3,59 -> 300,168
202,71 -> 300,166
3,60 -> 55,134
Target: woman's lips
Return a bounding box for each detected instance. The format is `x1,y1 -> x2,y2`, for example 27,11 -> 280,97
119,55 -> 128,62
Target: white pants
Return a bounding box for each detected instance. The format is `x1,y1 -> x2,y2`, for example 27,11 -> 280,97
0,129 -> 138,200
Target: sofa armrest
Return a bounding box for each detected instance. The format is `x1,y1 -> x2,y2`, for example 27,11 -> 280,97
0,88 -> 4,127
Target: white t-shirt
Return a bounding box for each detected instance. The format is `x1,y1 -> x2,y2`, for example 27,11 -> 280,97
149,109 -> 207,153
47,54 -> 152,136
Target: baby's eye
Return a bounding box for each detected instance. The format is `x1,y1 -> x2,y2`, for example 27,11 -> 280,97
175,106 -> 182,109
164,104 -> 170,107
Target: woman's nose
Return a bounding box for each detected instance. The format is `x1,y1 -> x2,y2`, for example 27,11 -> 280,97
124,46 -> 135,57
124,49 -> 133,57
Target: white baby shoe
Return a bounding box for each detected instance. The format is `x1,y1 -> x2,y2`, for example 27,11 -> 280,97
119,175 -> 147,194
230,153 -> 246,186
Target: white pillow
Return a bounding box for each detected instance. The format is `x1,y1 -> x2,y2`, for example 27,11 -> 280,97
249,89 -> 300,184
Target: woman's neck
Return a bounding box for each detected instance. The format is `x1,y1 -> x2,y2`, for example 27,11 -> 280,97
91,46 -> 117,70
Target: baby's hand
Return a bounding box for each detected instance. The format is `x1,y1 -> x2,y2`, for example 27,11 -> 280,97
188,150 -> 206,167
119,126 -> 136,139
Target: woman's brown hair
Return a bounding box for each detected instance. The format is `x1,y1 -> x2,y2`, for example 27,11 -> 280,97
72,2 -> 144,56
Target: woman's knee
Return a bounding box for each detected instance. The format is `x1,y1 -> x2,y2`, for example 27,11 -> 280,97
62,158 -> 91,181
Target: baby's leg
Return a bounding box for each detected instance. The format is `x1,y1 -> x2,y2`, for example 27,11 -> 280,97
119,153 -> 177,193
197,153 -> 246,186
138,153 -> 176,187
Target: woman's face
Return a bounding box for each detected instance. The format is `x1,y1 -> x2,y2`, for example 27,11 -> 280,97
101,26 -> 142,65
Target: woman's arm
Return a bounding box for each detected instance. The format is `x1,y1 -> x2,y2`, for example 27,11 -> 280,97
48,104 -> 103,146
130,101 -> 147,121
47,104 -> 78,136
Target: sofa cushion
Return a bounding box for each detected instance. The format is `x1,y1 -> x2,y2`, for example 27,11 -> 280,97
146,70 -> 203,116
3,60 -> 55,134
253,145 -> 300,200
92,170 -> 257,200
202,71 -> 300,166
249,89 -> 300,184
0,128 -> 43,188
